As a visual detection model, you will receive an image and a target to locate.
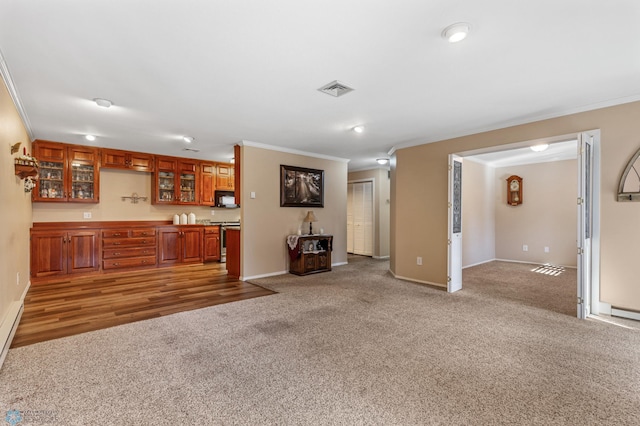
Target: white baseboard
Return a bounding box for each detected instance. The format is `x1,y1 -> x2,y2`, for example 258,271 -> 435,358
389,270 -> 447,289
332,262 -> 348,267
372,255 -> 390,260
0,302 -> 24,370
611,307 -> 640,322
242,270 -> 288,281
494,258 -> 577,269
463,258 -> 495,269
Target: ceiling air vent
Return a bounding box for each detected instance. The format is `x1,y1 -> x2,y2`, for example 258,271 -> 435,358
318,80 -> 355,97
182,147 -> 200,153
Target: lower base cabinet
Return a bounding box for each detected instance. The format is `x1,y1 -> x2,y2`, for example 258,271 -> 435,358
203,226 -> 221,262
102,228 -> 157,270
158,226 -> 204,265
288,235 -> 332,276
30,230 -> 100,278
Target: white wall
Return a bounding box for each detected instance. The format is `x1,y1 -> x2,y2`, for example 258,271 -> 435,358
461,159 -> 495,267
240,144 -> 348,279
0,74 -> 32,357
495,159 -> 577,267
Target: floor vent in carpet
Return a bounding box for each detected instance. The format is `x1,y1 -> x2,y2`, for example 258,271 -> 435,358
531,264 -> 565,276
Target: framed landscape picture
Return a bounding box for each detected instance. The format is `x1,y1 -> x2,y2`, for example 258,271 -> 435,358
280,165 -> 324,207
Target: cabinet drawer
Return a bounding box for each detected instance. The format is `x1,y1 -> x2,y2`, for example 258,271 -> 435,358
103,237 -> 156,247
103,247 -> 157,259
103,256 -> 157,270
131,228 -> 156,237
204,227 -> 220,235
102,229 -> 130,238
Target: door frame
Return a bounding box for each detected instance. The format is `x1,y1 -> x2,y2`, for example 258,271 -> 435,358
449,130 -> 601,318
347,178 -> 376,257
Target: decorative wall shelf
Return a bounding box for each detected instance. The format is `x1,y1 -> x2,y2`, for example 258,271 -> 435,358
14,158 -> 39,179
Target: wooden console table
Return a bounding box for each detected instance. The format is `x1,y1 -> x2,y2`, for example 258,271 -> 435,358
287,234 -> 332,276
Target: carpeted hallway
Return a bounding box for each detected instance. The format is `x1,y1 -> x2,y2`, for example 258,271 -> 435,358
1,258 -> 639,425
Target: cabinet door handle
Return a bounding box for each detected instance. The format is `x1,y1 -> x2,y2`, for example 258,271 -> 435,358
113,242 -> 121,245
141,232 -> 148,236
113,262 -> 120,266
113,252 -> 120,256
113,233 -> 121,237
142,240 -> 147,244
141,260 -> 147,264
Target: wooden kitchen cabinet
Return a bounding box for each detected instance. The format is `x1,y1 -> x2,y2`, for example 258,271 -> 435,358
102,228 -> 157,270
158,226 -> 203,265
30,229 -> 100,278
216,163 -> 234,190
288,235 -> 332,276
32,140 -> 100,203
152,156 -> 199,205
203,226 -> 221,262
200,162 -> 216,206
101,148 -> 154,172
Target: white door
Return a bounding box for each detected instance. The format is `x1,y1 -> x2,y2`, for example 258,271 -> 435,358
448,155 -> 463,293
348,181 -> 374,256
577,132 -> 594,319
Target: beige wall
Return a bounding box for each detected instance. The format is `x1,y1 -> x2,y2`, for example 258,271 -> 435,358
495,160 -> 577,267
32,168 -> 240,223
348,167 -> 391,258
0,76 -> 32,340
461,159 -> 495,267
240,145 -> 348,279
393,100 -> 640,311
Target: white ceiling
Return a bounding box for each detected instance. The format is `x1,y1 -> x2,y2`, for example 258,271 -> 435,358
467,140 -> 577,168
1,1 -> 639,171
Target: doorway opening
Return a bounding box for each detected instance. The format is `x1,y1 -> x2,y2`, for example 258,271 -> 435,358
447,130 -> 601,319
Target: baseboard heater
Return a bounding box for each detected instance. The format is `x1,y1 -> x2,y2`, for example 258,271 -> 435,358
0,302 -> 24,370
611,306 -> 640,322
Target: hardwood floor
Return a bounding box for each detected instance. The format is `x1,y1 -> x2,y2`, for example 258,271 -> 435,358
11,263 -> 275,348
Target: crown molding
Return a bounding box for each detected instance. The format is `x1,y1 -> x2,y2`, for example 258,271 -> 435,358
0,49 -> 34,141
239,140 -> 350,163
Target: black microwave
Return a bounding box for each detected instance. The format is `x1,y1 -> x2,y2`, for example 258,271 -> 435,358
215,190 -> 238,208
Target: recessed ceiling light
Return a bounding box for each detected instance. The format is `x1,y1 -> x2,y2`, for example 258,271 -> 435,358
530,144 -> 549,152
442,22 -> 470,43
85,134 -> 96,141
183,136 -> 194,144
353,126 -> 364,133
93,98 -> 113,108
376,158 -> 389,165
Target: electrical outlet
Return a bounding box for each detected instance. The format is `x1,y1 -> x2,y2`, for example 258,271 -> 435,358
417,256 -> 423,265
250,191 -> 256,199
83,212 -> 92,219
522,245 -> 528,252
544,246 -> 550,253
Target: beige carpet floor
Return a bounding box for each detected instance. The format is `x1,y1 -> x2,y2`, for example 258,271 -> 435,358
1,257 -> 639,425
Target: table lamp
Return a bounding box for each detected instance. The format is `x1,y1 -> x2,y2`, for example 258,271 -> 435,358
303,210 -> 317,235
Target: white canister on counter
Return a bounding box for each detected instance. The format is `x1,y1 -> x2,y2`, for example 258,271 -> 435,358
173,214 -> 180,225
188,212 -> 196,224
180,213 -> 187,225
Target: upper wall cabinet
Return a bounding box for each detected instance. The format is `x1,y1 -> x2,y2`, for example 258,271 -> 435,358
216,163 -> 234,191
152,156 -> 200,205
101,148 -> 154,172
200,162 -> 216,206
32,140 -> 100,203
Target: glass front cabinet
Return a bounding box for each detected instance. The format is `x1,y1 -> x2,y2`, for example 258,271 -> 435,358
152,157 -> 199,205
33,140 -> 99,203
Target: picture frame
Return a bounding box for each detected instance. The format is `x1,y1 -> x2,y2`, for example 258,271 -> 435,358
280,165 -> 324,207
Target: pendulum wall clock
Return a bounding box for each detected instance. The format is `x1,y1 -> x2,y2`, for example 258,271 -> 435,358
506,175 -> 523,206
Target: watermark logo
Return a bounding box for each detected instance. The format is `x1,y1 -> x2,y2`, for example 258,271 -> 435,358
4,410 -> 22,426
4,409 -> 58,425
